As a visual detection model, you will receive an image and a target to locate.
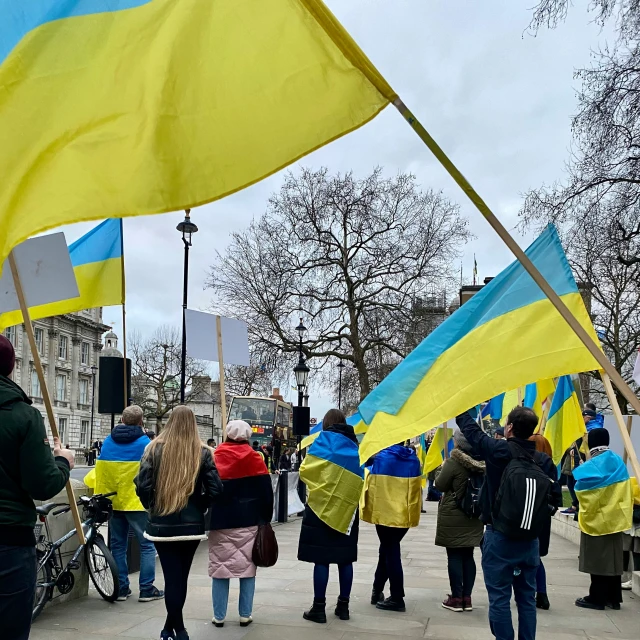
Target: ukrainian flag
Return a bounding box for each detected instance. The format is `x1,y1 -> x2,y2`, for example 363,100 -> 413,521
360,445 -> 422,528
0,0 -> 395,271
299,412 -> 364,451
524,378 -> 556,424
358,225 -> 601,463
573,449 -> 633,536
300,430 -> 364,534
0,219 -> 124,330
544,375 -> 586,465
423,425 -> 455,475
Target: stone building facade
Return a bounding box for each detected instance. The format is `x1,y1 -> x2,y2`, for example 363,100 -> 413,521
3,308 -> 111,449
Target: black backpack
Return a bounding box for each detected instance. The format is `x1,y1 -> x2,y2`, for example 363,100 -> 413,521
492,442 -> 553,540
455,472 -> 484,519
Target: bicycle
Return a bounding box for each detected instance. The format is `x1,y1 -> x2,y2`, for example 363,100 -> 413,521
32,492 -> 120,621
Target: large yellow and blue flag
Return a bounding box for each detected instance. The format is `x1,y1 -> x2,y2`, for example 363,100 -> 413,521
360,444 -> 422,528
299,429 -> 364,534
358,225 -> 600,463
524,378 -> 556,423
299,412 -> 364,451
481,388 -> 520,423
544,375 -> 586,465
0,219 -> 124,331
423,425 -> 455,475
573,449 -> 633,536
0,0 -> 395,272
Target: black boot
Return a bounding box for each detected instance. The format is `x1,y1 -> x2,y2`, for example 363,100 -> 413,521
371,589 -> 385,605
536,593 -> 550,610
303,599 -> 327,624
335,596 -> 350,620
376,597 -> 406,612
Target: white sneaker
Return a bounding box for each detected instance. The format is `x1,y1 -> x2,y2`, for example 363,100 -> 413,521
240,616 -> 253,627
212,617 -> 225,628
621,580 -> 633,591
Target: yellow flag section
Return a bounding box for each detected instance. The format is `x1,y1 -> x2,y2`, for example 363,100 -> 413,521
358,226 -> 601,463
499,388 -> 521,426
573,449 -> 633,536
0,0 -> 395,270
423,425 -> 454,475
0,220 -> 124,331
300,430 -> 364,534
543,375 -> 586,465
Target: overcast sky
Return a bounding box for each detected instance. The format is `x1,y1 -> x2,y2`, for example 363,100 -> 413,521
58,0 -> 611,420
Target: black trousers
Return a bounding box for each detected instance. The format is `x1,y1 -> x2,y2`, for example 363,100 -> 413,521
155,540 -> 200,633
0,544 -> 36,640
373,525 -> 408,601
589,574 -> 622,606
446,547 -> 476,598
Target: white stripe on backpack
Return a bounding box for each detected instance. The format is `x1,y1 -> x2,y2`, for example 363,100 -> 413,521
520,477 -> 537,531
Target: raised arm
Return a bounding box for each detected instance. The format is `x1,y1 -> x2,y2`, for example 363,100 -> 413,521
456,411 -> 508,463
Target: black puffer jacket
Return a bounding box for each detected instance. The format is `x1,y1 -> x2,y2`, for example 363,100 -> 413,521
135,445 -> 223,541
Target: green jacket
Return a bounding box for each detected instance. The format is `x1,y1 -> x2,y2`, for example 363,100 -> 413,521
434,448 -> 485,548
0,375 -> 70,546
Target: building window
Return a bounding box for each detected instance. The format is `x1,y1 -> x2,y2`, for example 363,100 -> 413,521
79,378 -> 89,405
4,326 -> 16,346
31,370 -> 41,398
80,420 -> 89,447
58,335 -> 68,360
81,342 -> 90,365
55,374 -> 66,401
34,328 -> 44,355
58,417 -> 67,445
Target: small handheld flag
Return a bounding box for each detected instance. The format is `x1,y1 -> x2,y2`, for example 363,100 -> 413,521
544,375 -> 585,465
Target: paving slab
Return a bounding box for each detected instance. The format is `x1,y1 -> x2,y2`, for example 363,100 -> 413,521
31,502 -> 640,639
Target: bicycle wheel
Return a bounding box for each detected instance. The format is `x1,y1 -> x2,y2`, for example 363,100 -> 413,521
85,535 -> 119,602
32,550 -> 52,622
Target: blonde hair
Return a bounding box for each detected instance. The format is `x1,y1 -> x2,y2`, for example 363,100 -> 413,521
144,406 -> 203,516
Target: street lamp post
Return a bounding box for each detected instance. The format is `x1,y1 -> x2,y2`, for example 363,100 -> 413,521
293,318 -> 309,407
177,210 -> 198,404
89,365 -> 98,463
337,360 -> 345,411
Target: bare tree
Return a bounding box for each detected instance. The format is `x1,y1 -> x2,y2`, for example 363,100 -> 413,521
223,362 -> 272,398
519,0 -> 640,410
208,168 -> 470,400
129,326 -> 207,430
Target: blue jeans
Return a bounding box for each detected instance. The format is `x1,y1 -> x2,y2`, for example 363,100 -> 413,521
481,528 -> 539,640
0,545 -> 36,640
313,563 -> 353,600
110,511 -> 157,592
212,577 -> 256,620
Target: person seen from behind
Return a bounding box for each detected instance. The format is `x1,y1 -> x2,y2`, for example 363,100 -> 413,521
0,335 -> 74,640
89,405 -> 163,603
208,420 -> 274,627
528,434 -> 557,611
435,430 -> 485,613
279,447 -> 292,471
560,437 -> 585,516
582,403 -> 604,431
458,406 -> 561,640
298,409 -> 363,623
135,406 -> 223,640
361,441 -> 422,612
573,427 -> 633,610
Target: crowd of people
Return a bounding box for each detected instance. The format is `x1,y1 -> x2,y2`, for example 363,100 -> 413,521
0,329 -> 638,640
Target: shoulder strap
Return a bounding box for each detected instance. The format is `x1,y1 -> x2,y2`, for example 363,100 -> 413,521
506,440 -> 536,463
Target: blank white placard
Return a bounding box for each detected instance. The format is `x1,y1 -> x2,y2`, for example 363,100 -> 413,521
0,233 -> 79,314
185,309 -> 250,366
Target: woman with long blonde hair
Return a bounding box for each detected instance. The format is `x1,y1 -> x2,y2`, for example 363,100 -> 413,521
135,406 -> 222,640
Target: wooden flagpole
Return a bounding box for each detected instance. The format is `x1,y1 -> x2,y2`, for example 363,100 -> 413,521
442,422 -> 449,459
602,373 -> 640,479
392,97 -> 640,464
216,315 -> 228,441
8,253 -> 85,544
623,415 -> 633,465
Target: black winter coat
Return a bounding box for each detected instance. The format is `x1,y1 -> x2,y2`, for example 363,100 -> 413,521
457,411 -> 562,551
135,445 -> 223,541
297,423 -> 359,565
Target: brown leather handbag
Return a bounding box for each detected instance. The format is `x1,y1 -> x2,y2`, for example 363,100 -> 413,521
252,523 -> 278,567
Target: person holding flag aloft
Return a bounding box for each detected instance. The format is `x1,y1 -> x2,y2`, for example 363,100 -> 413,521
298,409 -> 364,623
360,442 -> 422,612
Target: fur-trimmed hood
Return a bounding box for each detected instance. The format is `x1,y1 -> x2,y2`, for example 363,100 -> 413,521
451,448 -> 485,473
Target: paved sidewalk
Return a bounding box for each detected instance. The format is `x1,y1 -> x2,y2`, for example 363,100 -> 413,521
31,504 -> 640,640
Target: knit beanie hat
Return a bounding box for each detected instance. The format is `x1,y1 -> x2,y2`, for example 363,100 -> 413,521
226,420 -> 252,442
587,427 -> 610,449
0,335 -> 15,377
454,429 -> 472,453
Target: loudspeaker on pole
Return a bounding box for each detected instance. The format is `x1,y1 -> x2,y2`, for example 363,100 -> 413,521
98,356 -> 132,415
